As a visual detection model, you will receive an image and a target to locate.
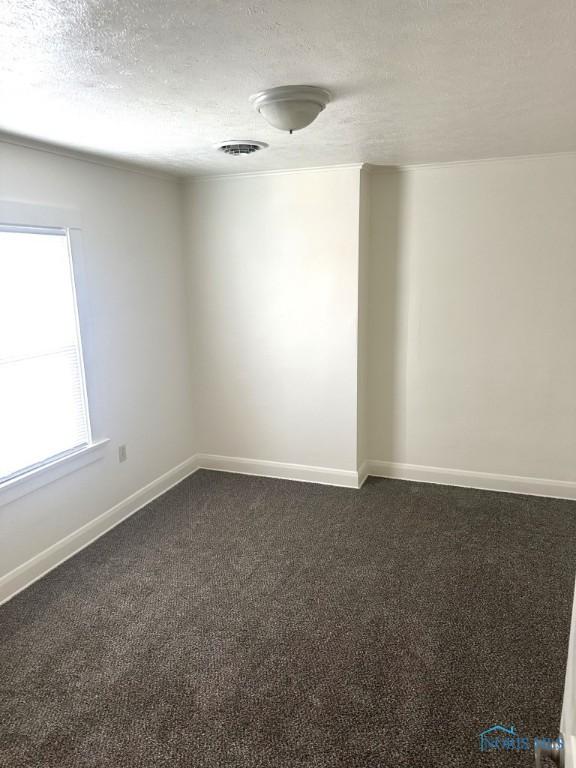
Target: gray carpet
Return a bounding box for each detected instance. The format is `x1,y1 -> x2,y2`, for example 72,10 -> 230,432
1,471 -> 575,767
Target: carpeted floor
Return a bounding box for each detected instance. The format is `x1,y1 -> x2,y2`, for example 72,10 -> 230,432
1,471 -> 575,767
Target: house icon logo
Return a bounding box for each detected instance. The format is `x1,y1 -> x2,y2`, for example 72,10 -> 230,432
479,724 -> 517,752
479,723 -> 562,754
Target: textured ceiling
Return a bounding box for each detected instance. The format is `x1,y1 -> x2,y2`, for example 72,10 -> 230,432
1,0 -> 575,175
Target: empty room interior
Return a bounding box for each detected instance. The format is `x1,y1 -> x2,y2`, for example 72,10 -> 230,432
1,2 -> 576,766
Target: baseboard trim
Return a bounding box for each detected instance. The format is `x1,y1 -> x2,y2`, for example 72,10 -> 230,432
0,455 -> 201,607
196,453 -> 360,489
357,461 -> 370,488
366,460 -> 576,501
3,454 -> 573,606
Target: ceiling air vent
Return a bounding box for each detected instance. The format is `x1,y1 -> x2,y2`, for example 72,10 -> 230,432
216,140 -> 268,156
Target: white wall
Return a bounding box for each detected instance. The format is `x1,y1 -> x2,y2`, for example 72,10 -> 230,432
367,154 -> 576,483
357,167 -> 371,471
0,142 -> 196,581
3,145 -> 574,596
185,167 -> 362,473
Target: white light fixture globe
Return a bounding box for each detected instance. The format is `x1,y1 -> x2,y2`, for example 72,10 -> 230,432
250,85 -> 331,133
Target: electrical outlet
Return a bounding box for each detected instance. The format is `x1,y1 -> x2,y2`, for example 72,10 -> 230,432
118,444 -> 127,463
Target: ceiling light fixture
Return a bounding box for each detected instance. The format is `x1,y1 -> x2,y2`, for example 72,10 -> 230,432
250,86 -> 331,134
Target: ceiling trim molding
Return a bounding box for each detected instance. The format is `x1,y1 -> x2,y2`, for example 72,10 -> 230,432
368,151 -> 576,174
2,131 -> 573,180
0,132 -> 180,181
189,152 -> 576,182
187,162 -> 366,182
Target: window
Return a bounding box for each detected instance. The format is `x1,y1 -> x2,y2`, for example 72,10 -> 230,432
0,225 -> 92,484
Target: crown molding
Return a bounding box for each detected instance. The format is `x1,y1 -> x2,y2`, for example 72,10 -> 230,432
190,151 -> 576,183
367,151 -> 576,174
187,162 -> 366,182
361,163 -> 398,175
0,131 -> 181,182
3,130 -> 573,183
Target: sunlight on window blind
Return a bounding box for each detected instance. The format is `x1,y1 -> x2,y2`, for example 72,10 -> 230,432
0,228 -> 90,482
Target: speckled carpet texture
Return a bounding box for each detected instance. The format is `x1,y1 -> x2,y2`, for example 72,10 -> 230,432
1,471 -> 575,768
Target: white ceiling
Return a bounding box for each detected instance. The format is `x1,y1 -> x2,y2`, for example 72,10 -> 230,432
1,0 -> 575,175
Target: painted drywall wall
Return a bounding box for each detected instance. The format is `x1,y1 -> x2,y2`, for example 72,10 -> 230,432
367,155 -> 576,482
185,167 -> 362,472
357,167 -> 371,471
0,142 -> 196,578
3,144 -> 574,594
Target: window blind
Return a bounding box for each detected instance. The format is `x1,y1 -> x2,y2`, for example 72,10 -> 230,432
0,227 -> 91,483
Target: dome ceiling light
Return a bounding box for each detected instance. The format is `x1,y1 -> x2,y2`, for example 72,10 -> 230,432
250,86 -> 331,134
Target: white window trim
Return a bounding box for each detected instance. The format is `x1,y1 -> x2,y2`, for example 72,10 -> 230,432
0,201 -> 109,508
0,439 -> 109,508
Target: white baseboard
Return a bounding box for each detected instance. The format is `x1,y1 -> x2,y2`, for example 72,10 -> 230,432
196,453 -> 360,488
3,453 -> 573,606
0,455 -> 200,607
357,461 -> 370,488
366,460 -> 576,501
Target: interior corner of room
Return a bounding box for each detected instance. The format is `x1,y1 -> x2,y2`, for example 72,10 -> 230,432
1,2 -> 576,765
6,157 -> 572,549
2,145 -> 576,608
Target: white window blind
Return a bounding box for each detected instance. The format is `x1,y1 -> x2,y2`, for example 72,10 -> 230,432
0,226 -> 91,483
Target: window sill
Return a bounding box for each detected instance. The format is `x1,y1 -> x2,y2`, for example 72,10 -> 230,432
0,439 -> 110,509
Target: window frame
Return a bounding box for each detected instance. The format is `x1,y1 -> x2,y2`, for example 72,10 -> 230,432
0,202 -> 108,507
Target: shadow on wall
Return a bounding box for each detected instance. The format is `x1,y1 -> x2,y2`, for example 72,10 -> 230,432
366,168 -> 406,464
